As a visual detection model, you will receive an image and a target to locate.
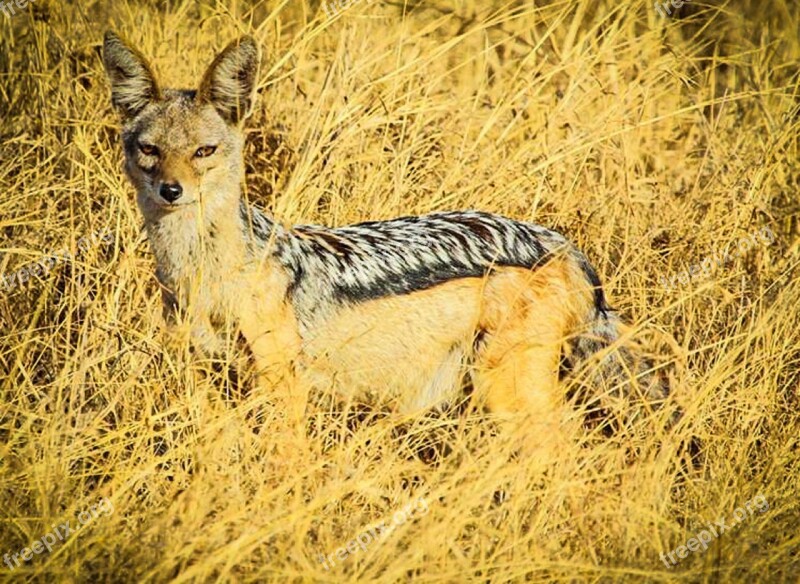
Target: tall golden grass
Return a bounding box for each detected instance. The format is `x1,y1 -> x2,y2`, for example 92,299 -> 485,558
1,0 -> 798,581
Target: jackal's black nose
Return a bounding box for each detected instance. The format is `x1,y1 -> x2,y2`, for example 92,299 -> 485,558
159,182 -> 183,203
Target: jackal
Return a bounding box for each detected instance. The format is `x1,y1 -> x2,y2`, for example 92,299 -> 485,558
102,32 -> 669,446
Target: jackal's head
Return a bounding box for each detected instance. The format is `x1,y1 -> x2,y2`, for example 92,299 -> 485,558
102,32 -> 259,222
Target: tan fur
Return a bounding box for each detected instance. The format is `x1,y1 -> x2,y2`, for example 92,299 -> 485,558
235,262 -> 307,423
246,257 -> 597,441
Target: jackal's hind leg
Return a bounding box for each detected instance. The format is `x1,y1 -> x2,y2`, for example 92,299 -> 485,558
472,262 -> 585,460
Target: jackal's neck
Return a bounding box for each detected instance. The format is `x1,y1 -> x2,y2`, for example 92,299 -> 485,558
144,195 -> 289,291
144,199 -> 251,292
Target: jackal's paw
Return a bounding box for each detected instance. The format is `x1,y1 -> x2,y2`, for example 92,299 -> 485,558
269,422 -> 311,471
162,322 -> 194,354
189,324 -> 224,358
162,321 -> 224,361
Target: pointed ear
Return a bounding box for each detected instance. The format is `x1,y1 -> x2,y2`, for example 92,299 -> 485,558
102,31 -> 160,119
198,36 -> 260,125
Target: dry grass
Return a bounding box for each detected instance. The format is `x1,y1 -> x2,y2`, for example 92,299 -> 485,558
1,0 -> 799,581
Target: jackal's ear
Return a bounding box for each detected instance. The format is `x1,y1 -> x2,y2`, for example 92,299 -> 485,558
198,36 -> 260,125
102,31 -> 160,120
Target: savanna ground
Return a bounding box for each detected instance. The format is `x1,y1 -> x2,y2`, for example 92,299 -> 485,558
1,0 -> 799,581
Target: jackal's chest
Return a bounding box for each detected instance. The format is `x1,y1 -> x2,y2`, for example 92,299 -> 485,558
148,222 -> 249,320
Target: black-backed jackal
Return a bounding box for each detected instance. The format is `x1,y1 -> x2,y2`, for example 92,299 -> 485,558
102,32 -> 670,452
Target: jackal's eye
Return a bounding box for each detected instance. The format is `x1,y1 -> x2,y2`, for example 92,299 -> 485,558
138,143 -> 159,157
194,145 -> 217,158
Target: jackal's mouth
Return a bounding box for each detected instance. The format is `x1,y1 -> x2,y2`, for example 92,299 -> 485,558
152,199 -> 198,211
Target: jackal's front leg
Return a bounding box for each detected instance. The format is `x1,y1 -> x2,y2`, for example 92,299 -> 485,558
237,290 -> 308,432
160,286 -> 224,357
